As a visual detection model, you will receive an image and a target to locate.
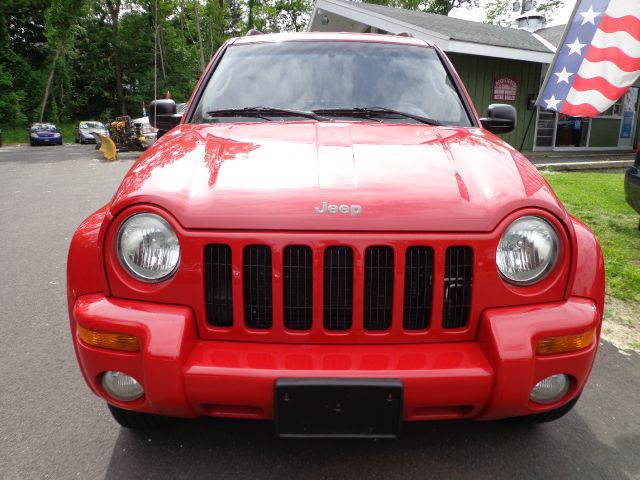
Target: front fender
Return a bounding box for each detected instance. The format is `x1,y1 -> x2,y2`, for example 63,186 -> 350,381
569,216 -> 605,318
67,205 -> 111,395
67,206 -> 110,307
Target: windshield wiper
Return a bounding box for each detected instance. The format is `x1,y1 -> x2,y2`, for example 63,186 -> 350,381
313,107 -> 440,126
206,107 -> 330,122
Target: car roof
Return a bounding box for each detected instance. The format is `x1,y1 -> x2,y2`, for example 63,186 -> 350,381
232,32 -> 431,48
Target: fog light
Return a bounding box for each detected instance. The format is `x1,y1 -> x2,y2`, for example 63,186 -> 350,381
102,371 -> 144,402
530,374 -> 570,404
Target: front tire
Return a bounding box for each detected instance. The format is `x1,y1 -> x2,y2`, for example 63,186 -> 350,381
516,395 -> 580,424
107,404 -> 173,429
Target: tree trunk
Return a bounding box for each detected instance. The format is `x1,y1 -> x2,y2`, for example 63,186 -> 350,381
158,27 -> 167,80
194,0 -> 205,72
113,37 -> 126,115
107,0 -> 126,115
248,0 -> 254,30
39,38 -> 66,122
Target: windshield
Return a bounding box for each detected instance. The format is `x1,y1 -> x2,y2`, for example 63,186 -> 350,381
191,41 -> 472,126
31,124 -> 56,132
81,122 -> 104,129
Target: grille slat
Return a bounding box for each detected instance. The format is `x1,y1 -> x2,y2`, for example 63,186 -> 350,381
283,246 -> 313,330
243,245 -> 273,329
442,246 -> 473,329
363,246 -> 394,330
323,246 -> 354,331
403,247 -> 434,330
204,244 -> 234,327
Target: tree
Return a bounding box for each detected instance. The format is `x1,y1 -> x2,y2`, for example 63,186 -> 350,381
363,0 -> 479,16
536,0 -> 564,17
103,0 -> 127,115
39,0 -> 86,121
194,0 -> 206,71
485,0 -> 565,26
485,0 -> 510,26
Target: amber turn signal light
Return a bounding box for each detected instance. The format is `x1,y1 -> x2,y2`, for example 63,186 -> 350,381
77,324 -> 140,352
536,328 -> 596,355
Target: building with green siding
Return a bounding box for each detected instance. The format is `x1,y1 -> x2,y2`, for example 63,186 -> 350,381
309,0 -> 639,152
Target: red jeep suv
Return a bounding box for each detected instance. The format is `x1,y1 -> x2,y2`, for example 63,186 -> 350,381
67,33 -> 604,437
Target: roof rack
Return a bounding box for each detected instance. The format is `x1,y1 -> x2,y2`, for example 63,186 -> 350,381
394,31 -> 413,37
246,29 -> 264,36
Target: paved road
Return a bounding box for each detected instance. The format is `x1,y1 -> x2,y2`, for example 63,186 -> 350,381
1,144 -> 639,480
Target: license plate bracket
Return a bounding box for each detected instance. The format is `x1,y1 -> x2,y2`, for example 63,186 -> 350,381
274,378 -> 403,438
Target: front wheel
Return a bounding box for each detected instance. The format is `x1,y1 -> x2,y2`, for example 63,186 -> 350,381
515,395 -> 580,424
107,404 -> 173,429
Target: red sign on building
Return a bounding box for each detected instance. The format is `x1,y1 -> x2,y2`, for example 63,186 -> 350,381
493,77 -> 518,102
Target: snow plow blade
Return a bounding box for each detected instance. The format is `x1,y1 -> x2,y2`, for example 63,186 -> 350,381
98,134 -> 117,161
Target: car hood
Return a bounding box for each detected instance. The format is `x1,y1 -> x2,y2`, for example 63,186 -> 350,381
110,123 -> 568,232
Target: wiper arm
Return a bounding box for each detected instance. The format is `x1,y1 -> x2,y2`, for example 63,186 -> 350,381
313,107 -> 440,126
206,107 -> 330,122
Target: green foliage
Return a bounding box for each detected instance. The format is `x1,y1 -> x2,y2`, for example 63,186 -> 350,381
484,0 -> 565,25
362,0 -> 479,15
484,0 -> 510,26
536,0 -> 563,15
1,0 -> 313,129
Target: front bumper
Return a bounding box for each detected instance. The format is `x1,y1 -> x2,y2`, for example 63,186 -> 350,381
71,294 -> 600,421
80,133 -> 98,143
625,166 -> 640,215
32,136 -> 61,144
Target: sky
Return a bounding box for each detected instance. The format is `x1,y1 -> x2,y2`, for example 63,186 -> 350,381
449,0 -> 577,26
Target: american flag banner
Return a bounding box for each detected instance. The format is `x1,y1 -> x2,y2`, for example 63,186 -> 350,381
538,0 -> 640,117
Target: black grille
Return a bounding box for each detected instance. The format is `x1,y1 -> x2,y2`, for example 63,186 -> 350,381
283,246 -> 313,330
204,244 -> 234,327
403,247 -> 434,330
363,246 -> 394,331
442,246 -> 473,329
243,245 -> 273,329
323,246 -> 354,331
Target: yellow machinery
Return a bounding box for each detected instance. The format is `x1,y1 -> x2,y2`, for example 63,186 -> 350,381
97,116 -> 148,161
98,134 -> 117,161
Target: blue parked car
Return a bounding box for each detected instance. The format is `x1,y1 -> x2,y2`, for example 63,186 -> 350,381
625,146 -> 640,230
29,123 -> 63,146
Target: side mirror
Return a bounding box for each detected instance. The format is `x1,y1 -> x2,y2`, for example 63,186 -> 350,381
480,104 -> 517,134
149,99 -> 181,132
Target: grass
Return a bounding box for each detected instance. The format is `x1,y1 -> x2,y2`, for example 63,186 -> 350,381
1,124 -> 76,145
543,171 -> 640,303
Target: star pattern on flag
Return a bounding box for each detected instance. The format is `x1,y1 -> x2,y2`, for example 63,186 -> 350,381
544,95 -> 561,110
554,67 -> 574,84
566,38 -> 586,56
580,6 -> 601,25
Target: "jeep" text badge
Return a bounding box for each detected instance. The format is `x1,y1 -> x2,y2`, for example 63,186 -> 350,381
314,202 -> 362,216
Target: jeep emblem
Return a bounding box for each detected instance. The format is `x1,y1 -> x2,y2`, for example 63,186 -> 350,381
314,201 -> 362,216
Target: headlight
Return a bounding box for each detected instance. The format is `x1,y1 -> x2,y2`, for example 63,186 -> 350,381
496,216 -> 559,285
117,212 -> 180,281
